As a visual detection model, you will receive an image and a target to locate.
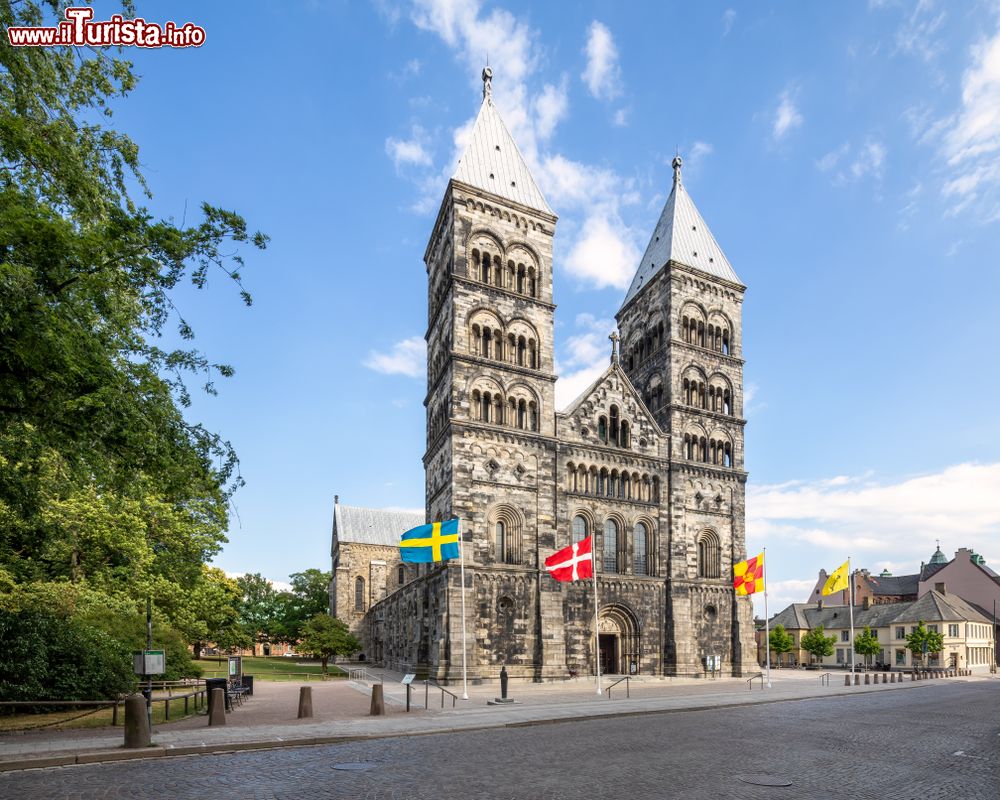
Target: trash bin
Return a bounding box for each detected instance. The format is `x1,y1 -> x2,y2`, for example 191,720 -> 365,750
242,675 -> 254,696
206,677 -> 230,712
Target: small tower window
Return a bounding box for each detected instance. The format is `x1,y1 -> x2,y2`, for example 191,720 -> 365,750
354,576 -> 365,611
398,565 -> 405,585
634,522 -> 649,575
603,519 -> 619,573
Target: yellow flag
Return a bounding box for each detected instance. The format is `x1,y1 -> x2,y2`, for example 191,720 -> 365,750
822,560 -> 849,596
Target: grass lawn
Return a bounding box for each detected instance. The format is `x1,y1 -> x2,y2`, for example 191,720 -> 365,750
193,656 -> 349,680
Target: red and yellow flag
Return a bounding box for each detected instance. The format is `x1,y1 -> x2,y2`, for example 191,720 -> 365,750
733,552 -> 765,595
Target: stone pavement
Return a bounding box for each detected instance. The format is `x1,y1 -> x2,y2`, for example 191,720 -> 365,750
0,669 -> 994,771
1,679 -> 997,799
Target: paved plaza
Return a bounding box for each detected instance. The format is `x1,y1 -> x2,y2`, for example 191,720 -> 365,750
0,676 -> 997,798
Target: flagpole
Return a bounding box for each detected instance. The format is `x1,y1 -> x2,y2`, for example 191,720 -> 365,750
763,548 -> 771,688
592,543 -> 602,696
458,518 -> 469,700
848,555 -> 855,676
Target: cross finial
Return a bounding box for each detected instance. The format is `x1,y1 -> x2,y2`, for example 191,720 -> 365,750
609,331 -> 620,364
482,66 -> 493,101
672,154 -> 683,186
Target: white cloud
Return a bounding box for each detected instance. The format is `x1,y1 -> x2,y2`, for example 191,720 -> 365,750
772,89 -> 804,141
942,27 -> 1000,168
892,1 -> 947,64
815,139 -> 886,185
722,9 -> 736,36
686,141 -> 714,172
534,78 -> 569,141
564,214 -> 641,291
363,336 -> 426,377
747,463 -> 1000,571
582,21 -> 622,101
612,108 -> 629,127
555,313 -> 616,409
385,126 -> 432,170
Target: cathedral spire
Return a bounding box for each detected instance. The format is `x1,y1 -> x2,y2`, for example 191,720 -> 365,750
619,151 -> 741,311
451,70 -> 553,215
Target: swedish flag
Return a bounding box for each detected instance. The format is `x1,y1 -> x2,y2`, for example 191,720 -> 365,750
399,518 -> 460,563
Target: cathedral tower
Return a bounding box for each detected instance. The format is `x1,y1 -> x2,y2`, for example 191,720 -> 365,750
616,157 -> 756,675
421,69 -> 562,680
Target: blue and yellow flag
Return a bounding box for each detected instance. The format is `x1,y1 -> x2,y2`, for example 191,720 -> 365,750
399,518 -> 460,563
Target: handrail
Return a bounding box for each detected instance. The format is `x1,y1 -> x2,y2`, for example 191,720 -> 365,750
746,672 -> 764,690
423,679 -> 459,709
820,672 -> 832,686
604,676 -> 630,699
0,688 -> 209,728
349,668 -> 384,684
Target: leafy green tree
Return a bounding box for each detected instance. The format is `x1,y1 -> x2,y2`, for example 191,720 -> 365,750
800,625 -> 837,664
237,573 -> 279,652
172,567 -> 251,658
290,569 -> 332,620
854,626 -> 881,667
905,621 -> 945,667
768,624 -> 795,663
0,0 -> 266,615
298,614 -> 360,674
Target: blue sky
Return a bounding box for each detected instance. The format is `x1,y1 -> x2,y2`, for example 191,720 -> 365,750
100,1 -> 999,609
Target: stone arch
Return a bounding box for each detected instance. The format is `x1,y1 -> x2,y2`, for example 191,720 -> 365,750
697,529 -> 721,579
597,603 -> 641,675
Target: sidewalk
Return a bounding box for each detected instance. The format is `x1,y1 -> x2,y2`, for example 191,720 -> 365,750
0,670 -> 988,771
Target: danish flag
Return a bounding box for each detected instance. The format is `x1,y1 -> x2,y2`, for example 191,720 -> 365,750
544,536 -> 594,582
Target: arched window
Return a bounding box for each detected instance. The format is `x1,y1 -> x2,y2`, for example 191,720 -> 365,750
724,442 -> 733,468
398,565 -> 405,585
610,405 -> 620,445
634,522 -> 648,575
697,531 -> 720,578
529,340 -> 537,369
481,251 -> 491,283
529,401 -> 538,432
528,267 -> 536,297
603,519 -> 619,572
354,576 -> 365,611
518,399 -> 527,429
620,421 -> 630,448
723,390 -> 732,416
496,521 -> 506,561
598,416 -> 607,442
517,336 -> 526,366
482,328 -> 492,359
722,330 -> 730,355
481,391 -> 491,422
517,264 -> 525,294
494,394 -> 503,424
622,472 -> 631,500
572,515 -> 587,543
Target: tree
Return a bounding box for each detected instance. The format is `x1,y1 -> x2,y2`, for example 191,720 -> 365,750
173,567 -> 251,658
905,621 -> 945,667
0,1 -> 266,617
298,614 -> 360,674
768,624 -> 795,663
854,626 -> 881,668
800,625 -> 837,664
290,569 -> 333,620
236,573 -> 279,652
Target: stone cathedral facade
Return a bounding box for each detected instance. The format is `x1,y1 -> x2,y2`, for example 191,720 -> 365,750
342,70 -> 757,681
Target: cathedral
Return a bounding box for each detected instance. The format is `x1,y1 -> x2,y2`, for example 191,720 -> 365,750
330,68 -> 757,680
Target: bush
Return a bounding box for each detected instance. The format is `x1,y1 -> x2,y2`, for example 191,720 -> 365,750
0,610 -> 137,705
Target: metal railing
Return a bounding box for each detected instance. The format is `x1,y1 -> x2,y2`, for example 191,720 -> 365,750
604,676 -> 630,699
0,687 -> 209,729
746,672 -> 765,690
424,680 -> 459,708
820,672 -> 832,686
349,668 -> 384,684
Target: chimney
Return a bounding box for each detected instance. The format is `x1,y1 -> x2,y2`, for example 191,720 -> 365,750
935,582 -> 946,595
817,598 -> 823,610
863,596 -> 871,610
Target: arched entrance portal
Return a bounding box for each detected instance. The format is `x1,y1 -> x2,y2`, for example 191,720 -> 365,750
597,604 -> 640,675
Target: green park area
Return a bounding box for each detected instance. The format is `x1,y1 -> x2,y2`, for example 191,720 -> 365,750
194,656 -> 349,680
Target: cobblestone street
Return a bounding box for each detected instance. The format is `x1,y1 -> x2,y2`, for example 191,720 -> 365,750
2,681 -> 997,799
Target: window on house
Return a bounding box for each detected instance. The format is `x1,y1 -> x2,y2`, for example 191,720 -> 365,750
572,515 -> 587,543
398,565 -> 405,585
496,521 -> 506,562
841,630 -> 849,642
949,624 -> 959,637
927,625 -> 938,634
836,648 -> 844,664
895,649 -> 906,665
697,531 -> 720,578
895,626 -> 905,639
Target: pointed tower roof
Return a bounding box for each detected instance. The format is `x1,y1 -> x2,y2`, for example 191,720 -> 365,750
451,67 -> 554,216
620,156 -> 741,310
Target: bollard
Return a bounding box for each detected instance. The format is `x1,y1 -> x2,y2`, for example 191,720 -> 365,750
844,675 -> 851,686
297,686 -> 313,719
873,673 -> 879,684
883,673 -> 888,683
208,687 -> 226,726
864,674 -> 871,685
854,674 -> 860,685
911,671 -> 916,681
124,694 -> 151,748
370,684 -> 385,716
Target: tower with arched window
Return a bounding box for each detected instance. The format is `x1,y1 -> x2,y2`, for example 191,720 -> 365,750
616,155 -> 757,677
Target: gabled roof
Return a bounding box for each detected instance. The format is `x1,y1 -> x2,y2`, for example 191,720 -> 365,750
451,80 -> 553,216
558,360 -> 661,437
866,574 -> 919,597
620,156 -> 741,311
332,503 -> 424,549
770,591 -> 991,631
